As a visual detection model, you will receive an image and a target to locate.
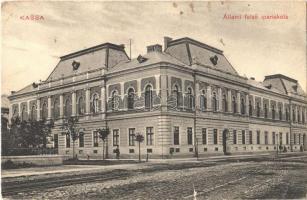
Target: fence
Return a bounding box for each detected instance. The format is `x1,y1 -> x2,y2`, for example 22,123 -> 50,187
3,148 -> 58,156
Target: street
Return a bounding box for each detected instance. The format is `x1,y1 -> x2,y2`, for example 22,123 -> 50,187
2,153 -> 307,199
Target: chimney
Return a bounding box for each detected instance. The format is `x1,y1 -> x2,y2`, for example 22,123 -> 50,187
119,44 -> 125,49
147,44 -> 162,53
164,37 -> 172,50
250,77 -> 255,80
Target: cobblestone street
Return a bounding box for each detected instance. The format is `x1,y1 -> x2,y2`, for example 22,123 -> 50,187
3,154 -> 307,200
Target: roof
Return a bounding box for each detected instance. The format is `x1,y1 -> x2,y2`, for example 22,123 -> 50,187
247,78 -> 285,94
9,84 -> 36,97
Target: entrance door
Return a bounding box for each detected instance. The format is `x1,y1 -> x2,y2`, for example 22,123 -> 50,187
222,129 -> 228,155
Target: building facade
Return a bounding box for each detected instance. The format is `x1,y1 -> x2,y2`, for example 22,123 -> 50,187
8,37 -> 307,158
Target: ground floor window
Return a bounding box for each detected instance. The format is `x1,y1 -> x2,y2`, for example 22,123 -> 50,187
174,126 -> 179,145
242,130 -> 245,144
187,127 -> 193,145
202,128 -> 207,145
294,133 -> 296,144
249,131 -> 253,144
79,133 -> 84,147
113,129 -> 119,146
272,132 -> 275,145
66,134 -> 70,148
286,133 -> 289,145
279,133 -> 283,145
93,131 -> 98,147
146,127 -> 154,145
129,128 -> 135,146
257,131 -> 260,144
213,129 -> 218,145
233,130 -> 237,144
264,131 -> 268,145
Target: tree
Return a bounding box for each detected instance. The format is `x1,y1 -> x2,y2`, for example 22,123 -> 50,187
96,127 -> 110,160
135,133 -> 144,162
61,116 -> 84,159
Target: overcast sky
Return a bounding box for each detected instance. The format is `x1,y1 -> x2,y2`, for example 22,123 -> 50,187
2,1 -> 306,95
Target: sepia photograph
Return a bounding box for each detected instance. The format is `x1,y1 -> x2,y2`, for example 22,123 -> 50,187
1,1 -> 307,199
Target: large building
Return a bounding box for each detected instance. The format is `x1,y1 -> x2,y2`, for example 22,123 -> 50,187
8,37 -> 307,158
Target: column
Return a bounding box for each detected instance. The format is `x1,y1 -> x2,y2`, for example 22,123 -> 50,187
155,75 -> 160,95
85,88 -> 90,114
195,81 -> 200,110
206,85 -> 212,110
237,92 -> 241,114
59,94 -> 64,118
72,91 -> 76,116
295,106 -> 298,123
290,104 -> 293,122
137,78 -> 142,97
227,90 -> 232,113
101,86 -> 106,119
245,94 -> 249,116
218,88 -> 222,112
47,96 -> 52,119
37,99 -> 41,120
18,103 -> 21,117
120,82 -> 125,99
182,79 -> 186,110
161,75 -> 168,112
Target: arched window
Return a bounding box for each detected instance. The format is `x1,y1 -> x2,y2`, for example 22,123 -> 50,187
293,109 -> 296,122
173,85 -> 180,108
249,100 -> 253,116
200,90 -> 207,111
53,99 -> 60,119
77,97 -> 85,115
264,104 -> 268,118
145,85 -> 153,109
187,87 -> 193,110
279,106 -> 282,120
212,92 -> 217,112
21,105 -> 27,121
30,105 -> 36,121
272,105 -> 275,120
42,102 -> 48,120
240,98 -> 245,114
92,94 -> 99,113
232,96 -> 237,113
222,94 -> 227,112
64,99 -> 71,117
256,102 -> 260,117
286,108 -> 289,121
128,88 -> 135,110
298,110 -> 301,123
111,90 -> 118,110
302,111 -> 305,124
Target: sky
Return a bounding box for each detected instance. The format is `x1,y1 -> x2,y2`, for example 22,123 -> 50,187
1,1 -> 306,95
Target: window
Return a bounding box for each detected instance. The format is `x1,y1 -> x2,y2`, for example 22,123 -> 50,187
213,129 -> 218,144
249,100 -> 253,116
66,134 -> 70,148
111,91 -> 118,110
113,129 -> 119,146
242,130 -> 245,144
241,98 -> 245,115
30,105 -> 36,121
298,134 -> 301,144
21,105 -> 27,121
200,93 -> 207,111
146,127 -> 154,145
279,133 -> 283,145
272,132 -> 276,145
127,88 -> 135,110
272,105 -> 275,120
129,128 -> 135,146
54,134 -> 58,149
187,127 -> 193,145
79,133 -> 84,147
93,131 -> 99,147
257,131 -> 260,144
145,85 -> 153,109
264,131 -> 268,145
53,99 -> 60,119
174,126 -> 179,145
233,130 -> 237,144
298,111 -> 301,123
249,131 -> 253,144
286,108 -> 289,121
223,94 -> 227,112
293,133 -> 296,144
64,98 -> 71,117
42,102 -> 48,120
302,111 -> 305,123
292,109 -> 296,122
77,97 -> 85,115
232,96 -> 237,113
256,102 -> 260,117
286,132 -> 289,145
202,128 -> 207,145
212,92 -> 217,111
264,104 -> 268,118
187,88 -> 193,110
174,85 -> 180,108
92,94 -> 99,113
279,106 -> 282,120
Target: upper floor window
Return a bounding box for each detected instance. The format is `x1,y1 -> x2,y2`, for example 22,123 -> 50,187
279,106 -> 282,120
187,87 -> 193,110
30,105 -> 36,121
298,110 -> 301,123
292,109 -> 296,122
222,94 -> 227,112
145,85 -> 153,109
240,98 -> 245,115
302,111 -> 305,124
200,90 -> 207,111
212,92 -> 218,112
256,102 -> 260,117
53,99 -> 60,119
92,94 -> 99,114
264,104 -> 268,118
127,88 -> 135,110
264,131 -> 268,144
64,98 -> 71,118
111,91 -> 119,110
286,132 -> 289,145
272,105 -> 275,120
232,96 -> 237,113
173,85 -> 180,108
42,102 -> 48,120
21,105 -> 27,121
77,97 -> 85,115
286,108 -> 289,121
249,100 -> 253,116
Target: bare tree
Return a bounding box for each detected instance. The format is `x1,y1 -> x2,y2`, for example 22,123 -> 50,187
96,127 -> 110,160
135,133 -> 144,162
